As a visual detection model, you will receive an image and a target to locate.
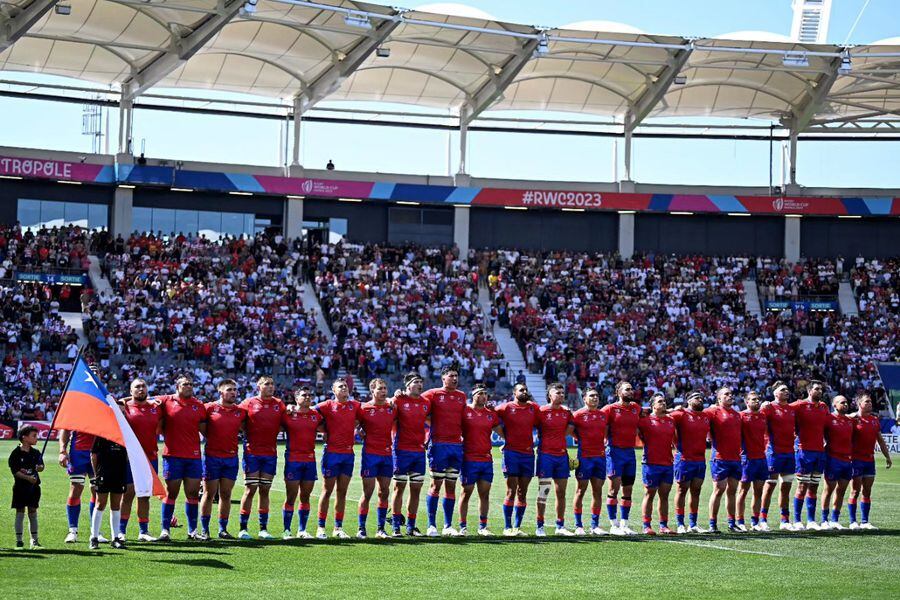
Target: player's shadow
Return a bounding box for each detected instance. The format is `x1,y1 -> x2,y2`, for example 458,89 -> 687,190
152,558 -> 234,570
0,551 -> 46,559
1,548 -> 103,557
128,544 -> 232,555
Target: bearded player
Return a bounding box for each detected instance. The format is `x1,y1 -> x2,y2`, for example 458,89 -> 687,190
790,380 -> 830,530
496,383 -> 539,536
571,388 -> 609,535
119,378 -> 163,541
356,379 -> 395,539
281,387 -> 322,539
638,393 -> 677,535
602,381 -> 641,535
737,391 -> 768,532
535,383 -> 574,536
671,391 -> 710,533
760,381 -> 797,531
391,373 -> 431,537
200,379 -> 246,540
315,379 -> 360,539
848,392 -> 893,529
705,387 -> 743,533
820,395 -> 853,530
458,385 -> 502,536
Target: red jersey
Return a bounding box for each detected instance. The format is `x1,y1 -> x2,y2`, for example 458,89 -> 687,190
282,408 -> 322,462
740,410 -> 768,460
204,402 -> 246,459
71,431 -> 96,452
240,396 -> 286,457
852,415 -> 881,462
571,407 -> 608,458
762,402 -> 796,454
123,400 -> 162,460
392,394 -> 431,453
496,401 -> 539,454
825,413 -> 854,462
462,405 -> 499,462
790,399 -> 829,452
357,401 -> 395,456
536,405 -> 573,456
316,399 -> 361,454
422,388 -> 467,444
671,409 -> 710,462
638,414 -> 676,466
160,394 -> 206,459
601,401 -> 641,449
704,405 -> 742,462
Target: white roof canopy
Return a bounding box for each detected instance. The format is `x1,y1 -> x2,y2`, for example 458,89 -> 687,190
0,0 -> 898,128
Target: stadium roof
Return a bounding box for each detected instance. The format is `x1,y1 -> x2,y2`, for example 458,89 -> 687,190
0,0 -> 899,130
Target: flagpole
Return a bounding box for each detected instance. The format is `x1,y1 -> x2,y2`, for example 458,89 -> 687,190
40,345 -> 85,458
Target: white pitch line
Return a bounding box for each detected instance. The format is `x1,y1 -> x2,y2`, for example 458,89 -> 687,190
661,539 -> 785,557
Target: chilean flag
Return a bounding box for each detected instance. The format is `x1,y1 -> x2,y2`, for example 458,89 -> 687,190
53,357 -> 166,498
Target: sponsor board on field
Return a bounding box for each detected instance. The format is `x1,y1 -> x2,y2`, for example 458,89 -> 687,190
18,420 -> 58,440
0,424 -> 13,439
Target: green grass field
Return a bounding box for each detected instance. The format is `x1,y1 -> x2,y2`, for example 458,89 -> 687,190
1,442 -> 897,599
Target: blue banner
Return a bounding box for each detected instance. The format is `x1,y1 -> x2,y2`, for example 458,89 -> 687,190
765,300 -> 839,312
15,272 -> 87,285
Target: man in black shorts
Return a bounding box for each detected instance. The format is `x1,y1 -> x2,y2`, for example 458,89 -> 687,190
90,436 -> 128,550
9,424 -> 44,549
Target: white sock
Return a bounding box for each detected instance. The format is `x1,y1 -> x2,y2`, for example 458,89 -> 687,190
110,510 -> 121,538
91,508 -> 105,539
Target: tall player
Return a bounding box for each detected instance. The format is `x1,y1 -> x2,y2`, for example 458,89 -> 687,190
737,391 -> 768,532
356,379 -> 395,539
671,391 -> 710,534
315,379 -> 360,539
200,379 -> 246,540
119,378 -> 163,541
459,385 -> 502,536
391,373 -> 431,537
571,388 -> 609,536
820,395 -> 853,530
602,381 -> 642,535
638,393 -> 677,535
158,375 -> 206,541
848,392 -> 893,529
59,428 -> 96,543
790,380 -> 830,530
422,365 -> 467,537
759,381 -> 796,531
535,383 -> 574,536
238,376 -> 286,540
705,387 -> 743,533
496,383 -> 539,536
281,387 -> 322,539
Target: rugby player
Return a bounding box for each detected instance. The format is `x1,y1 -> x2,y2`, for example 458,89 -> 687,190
736,391 -> 768,532
848,392 -> 893,530
705,387 -> 743,533
571,388 -> 609,535
820,395 -> 853,530
759,381 -> 796,531
422,366 -> 467,537
238,376 -> 286,540
535,383 -> 574,536
158,375 -> 207,541
356,379 -> 395,539
315,379 -> 360,539
458,385 -> 502,536
637,393 -> 677,535
671,391 -> 710,533
390,373 -> 430,537
496,383 -> 539,536
119,378 -> 163,541
790,380 -> 830,530
281,387 -> 322,539
200,379 -> 246,540
59,428 -> 96,543
602,381 -> 641,535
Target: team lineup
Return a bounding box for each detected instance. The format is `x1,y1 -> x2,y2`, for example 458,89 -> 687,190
55,367 -> 893,548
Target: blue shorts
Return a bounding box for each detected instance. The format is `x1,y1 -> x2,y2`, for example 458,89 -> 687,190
428,443 -> 464,473
67,449 -> 94,477
162,456 -> 202,481
284,461 -> 318,482
766,450 -> 796,477
606,446 -> 637,481
537,453 -> 570,480
461,461 -> 494,486
711,458 -> 742,481
321,452 -> 354,479
393,450 -> 426,477
741,457 -> 768,483
674,457 -> 706,482
361,453 -> 393,479
825,456 -> 852,481
502,450 -> 535,478
243,453 -> 277,476
203,456 -> 239,481
125,458 -> 159,485
575,456 -> 607,481
642,464 -> 674,488
851,460 -> 876,479
795,449 -> 826,475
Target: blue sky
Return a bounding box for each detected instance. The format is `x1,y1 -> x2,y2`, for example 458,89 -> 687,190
0,0 -> 898,188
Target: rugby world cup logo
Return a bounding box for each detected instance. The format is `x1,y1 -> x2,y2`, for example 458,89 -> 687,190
773,198 -> 784,211
302,179 -> 314,194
